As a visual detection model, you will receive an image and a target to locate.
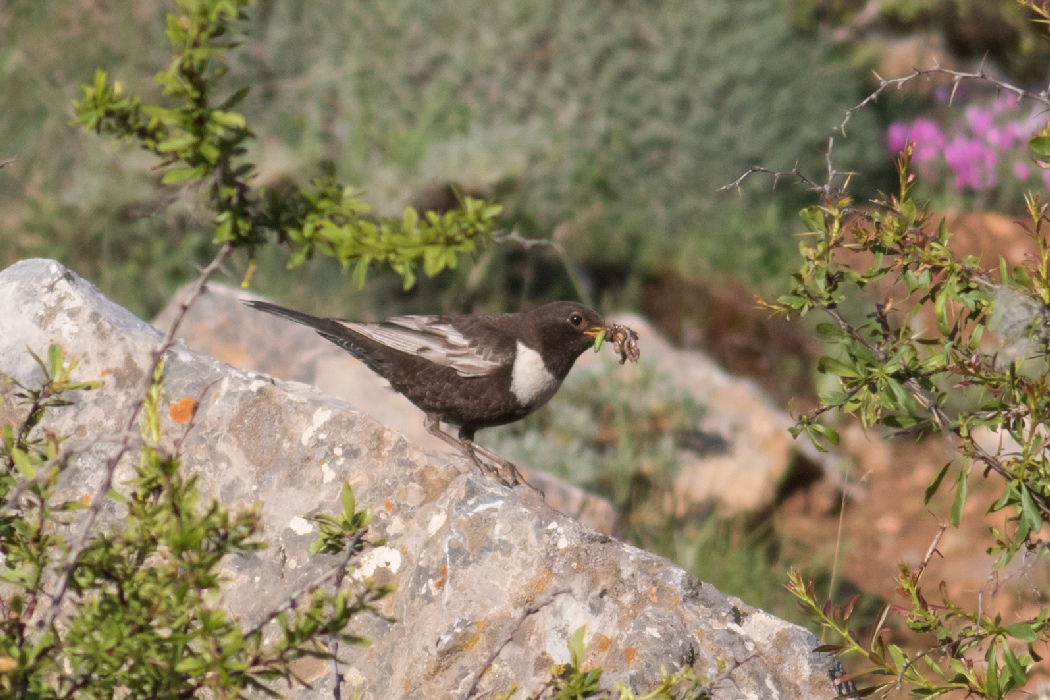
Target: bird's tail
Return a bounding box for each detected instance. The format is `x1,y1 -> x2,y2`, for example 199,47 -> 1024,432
243,299 -> 376,365
243,299 -> 335,333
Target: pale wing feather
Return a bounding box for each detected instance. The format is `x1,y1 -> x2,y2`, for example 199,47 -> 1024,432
337,317 -> 504,377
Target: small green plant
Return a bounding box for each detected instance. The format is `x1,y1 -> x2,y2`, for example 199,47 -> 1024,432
0,347 -> 390,698
493,626 -> 715,700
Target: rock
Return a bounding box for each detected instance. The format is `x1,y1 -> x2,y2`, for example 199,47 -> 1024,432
571,315 -> 836,514
153,282 -> 618,535
0,259 -> 838,700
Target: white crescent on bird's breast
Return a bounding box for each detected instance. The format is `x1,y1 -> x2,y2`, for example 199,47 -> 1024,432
510,341 -> 560,407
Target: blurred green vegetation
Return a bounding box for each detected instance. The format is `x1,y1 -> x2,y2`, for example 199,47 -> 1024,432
489,360 -> 701,517
1,0 -> 888,320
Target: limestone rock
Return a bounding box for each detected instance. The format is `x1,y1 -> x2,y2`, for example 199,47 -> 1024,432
0,259 -> 838,699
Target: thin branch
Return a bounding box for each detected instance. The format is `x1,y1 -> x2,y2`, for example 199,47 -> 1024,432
327,529 -> 367,700
896,633 -> 986,692
37,241 -> 234,635
171,378 -> 221,456
462,588 -> 572,700
825,469 -> 851,639
244,530 -> 366,642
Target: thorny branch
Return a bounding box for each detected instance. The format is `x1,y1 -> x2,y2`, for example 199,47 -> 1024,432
841,61 -> 1050,137
719,137 -> 859,211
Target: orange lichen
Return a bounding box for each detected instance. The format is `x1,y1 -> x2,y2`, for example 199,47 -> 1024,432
597,635 -> 612,652
624,647 -> 636,664
462,633 -> 479,650
532,568 -> 552,594
169,397 -> 197,423
384,500 -> 394,511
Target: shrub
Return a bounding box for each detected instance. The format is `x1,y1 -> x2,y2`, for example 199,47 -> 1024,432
756,29 -> 1050,691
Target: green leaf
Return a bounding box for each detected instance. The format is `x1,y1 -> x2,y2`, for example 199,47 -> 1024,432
11,448 -> 35,479
211,110 -> 246,129
1019,486 -> 1042,535
924,462 -> 951,505
1002,622 -> 1038,643
219,85 -> 251,111
817,356 -> 859,378
1012,266 -> 1032,287
353,258 -> 370,288
567,626 -> 586,670
809,423 -> 840,446
934,290 -> 949,336
799,206 -> 825,233
950,466 -> 968,527
986,642 -> 1000,697
403,207 -> 418,233
48,344 -> 63,377
900,197 -> 917,222
161,167 -> 202,185
1029,135 -> 1050,158
340,482 -> 356,519
887,643 -> 907,671
1002,643 -> 1026,685
815,323 -> 845,340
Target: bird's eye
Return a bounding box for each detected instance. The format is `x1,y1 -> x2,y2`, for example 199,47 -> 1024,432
569,313 -> 583,326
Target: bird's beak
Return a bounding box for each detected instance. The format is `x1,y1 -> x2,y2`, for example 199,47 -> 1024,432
583,325 -> 606,338
584,325 -> 607,352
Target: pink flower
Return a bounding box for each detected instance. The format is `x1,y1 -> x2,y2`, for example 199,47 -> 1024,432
985,126 -> 1017,151
886,118 -> 945,163
991,92 -> 1019,115
965,105 -> 993,138
1013,161 -> 1031,180
944,135 -> 997,190
887,122 -> 909,152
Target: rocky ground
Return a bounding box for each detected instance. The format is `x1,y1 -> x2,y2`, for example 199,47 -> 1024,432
0,258 -> 841,699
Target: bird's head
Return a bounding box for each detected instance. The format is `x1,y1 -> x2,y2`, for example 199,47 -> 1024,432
525,301 -> 607,377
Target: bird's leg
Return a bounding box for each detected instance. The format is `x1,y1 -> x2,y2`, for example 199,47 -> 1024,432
424,415 -> 507,483
456,426 -> 536,490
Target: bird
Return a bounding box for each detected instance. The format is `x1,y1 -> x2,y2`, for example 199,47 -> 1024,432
243,299 -> 609,485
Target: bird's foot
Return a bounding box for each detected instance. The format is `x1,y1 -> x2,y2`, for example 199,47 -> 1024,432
462,440 -> 532,489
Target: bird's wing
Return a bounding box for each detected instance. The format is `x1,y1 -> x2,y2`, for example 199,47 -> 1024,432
337,316 -> 509,377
